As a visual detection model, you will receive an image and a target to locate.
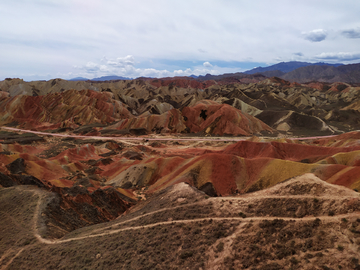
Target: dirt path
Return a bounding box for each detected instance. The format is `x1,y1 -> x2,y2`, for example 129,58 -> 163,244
0,188 -> 51,269
1,127 -> 250,142
29,191 -> 360,245
88,193 -> 359,234
0,127 -> 338,142
40,213 -> 360,245
0,248 -> 24,270
31,192 -> 55,245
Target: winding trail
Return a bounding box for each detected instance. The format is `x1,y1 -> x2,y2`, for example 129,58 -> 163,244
40,213 -> 360,245
88,194 -> 359,235
0,189 -> 46,269
0,127 -> 338,142
0,248 -> 24,270
28,189 -> 360,245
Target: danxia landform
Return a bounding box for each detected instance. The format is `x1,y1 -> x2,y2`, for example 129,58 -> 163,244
1,72 -> 360,269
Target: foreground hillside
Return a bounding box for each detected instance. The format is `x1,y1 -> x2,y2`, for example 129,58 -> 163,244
1,175 -> 360,269
1,76 -> 360,269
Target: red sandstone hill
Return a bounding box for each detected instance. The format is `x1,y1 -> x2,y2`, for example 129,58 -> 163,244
100,136 -> 360,196
2,130 -> 360,198
0,88 -> 274,136
0,89 -> 132,129
182,100 -> 274,136
2,76 -> 360,134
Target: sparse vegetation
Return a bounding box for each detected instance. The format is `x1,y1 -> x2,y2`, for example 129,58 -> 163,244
216,242 -> 224,252
290,257 -> 299,265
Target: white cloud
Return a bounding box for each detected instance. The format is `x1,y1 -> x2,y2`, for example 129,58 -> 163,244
84,62 -> 99,73
99,65 -> 109,72
73,56 -> 245,79
302,29 -> 328,42
315,52 -> 360,61
107,55 -> 135,67
76,56 -> 172,78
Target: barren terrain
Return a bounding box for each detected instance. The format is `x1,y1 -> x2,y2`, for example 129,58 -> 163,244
1,76 -> 360,269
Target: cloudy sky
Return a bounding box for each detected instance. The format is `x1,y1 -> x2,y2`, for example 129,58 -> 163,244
1,0 -> 360,81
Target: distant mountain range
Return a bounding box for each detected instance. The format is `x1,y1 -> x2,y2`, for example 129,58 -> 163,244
280,63 -> 360,83
244,61 -> 343,74
69,77 -> 89,81
70,75 -> 132,81
242,61 -> 360,83
69,61 -> 360,84
197,62 -> 360,84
